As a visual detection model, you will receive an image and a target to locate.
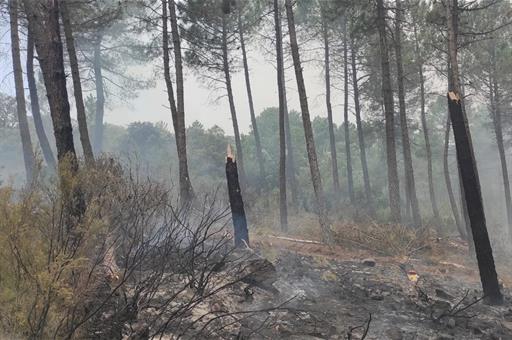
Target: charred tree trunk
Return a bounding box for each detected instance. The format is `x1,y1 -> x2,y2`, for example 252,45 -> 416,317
27,30 -> 56,170
238,10 -> 265,183
285,0 -> 332,243
61,1 -> 94,165
274,0 -> 288,231
221,13 -> 246,192
394,0 -> 420,227
168,0 -> 194,202
412,22 -> 440,225
226,148 -> 249,248
343,22 -> 354,204
92,36 -> 105,155
446,0 -> 502,305
322,20 -> 340,196
443,114 -> 465,239
350,38 -> 373,214
10,0 -> 35,183
376,0 -> 401,223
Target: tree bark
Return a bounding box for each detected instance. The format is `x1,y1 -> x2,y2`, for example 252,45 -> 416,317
343,21 -> 354,203
10,0 -> 35,183
274,0 -> 288,231
446,0 -> 502,305
412,21 -> 440,225
238,9 -> 265,182
221,13 -> 246,192
61,1 -> 95,165
376,0 -> 401,223
285,0 -> 332,243
226,153 -> 249,248
92,35 -> 105,155
350,37 -> 373,214
394,0 -> 420,227
322,20 -> 340,196
168,0 -> 194,202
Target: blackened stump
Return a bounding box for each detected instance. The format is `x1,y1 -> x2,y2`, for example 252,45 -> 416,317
447,92 -> 502,305
226,156 -> 249,247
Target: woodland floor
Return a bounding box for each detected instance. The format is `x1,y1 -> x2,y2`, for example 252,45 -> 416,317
174,230 -> 512,340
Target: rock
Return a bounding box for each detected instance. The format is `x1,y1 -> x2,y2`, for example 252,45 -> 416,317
385,327 -> 403,340
435,288 -> 454,300
436,334 -> 454,340
230,248 -> 278,294
362,258 -> 376,267
447,318 -> 456,328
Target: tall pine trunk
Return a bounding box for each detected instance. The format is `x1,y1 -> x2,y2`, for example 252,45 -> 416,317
376,0 -> 400,223
343,22 -> 354,203
350,37 -> 372,213
221,13 -> 246,191
285,0 -> 332,243
412,22 -> 440,225
168,0 -> 194,202
489,47 -> 512,231
274,0 -> 287,231
93,36 -> 105,155
394,0 -> 420,226
10,0 -> 35,183
322,20 -> 340,196
27,31 -> 57,170
61,1 -> 94,165
446,0 -> 502,305
238,10 -> 265,182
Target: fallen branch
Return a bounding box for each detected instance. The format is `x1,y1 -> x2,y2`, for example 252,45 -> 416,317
267,235 -> 323,245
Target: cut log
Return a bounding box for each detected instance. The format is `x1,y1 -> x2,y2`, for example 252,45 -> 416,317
226,145 -> 249,247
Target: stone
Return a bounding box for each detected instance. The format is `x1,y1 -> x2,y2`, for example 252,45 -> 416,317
447,318 -> 456,328
385,327 -> 403,340
362,258 -> 376,267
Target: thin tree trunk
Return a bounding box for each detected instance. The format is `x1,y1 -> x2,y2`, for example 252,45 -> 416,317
343,22 -> 354,203
61,1 -> 94,165
274,0 -> 288,231
489,48 -> 512,230
168,0 -> 194,202
285,0 -> 332,243
221,13 -> 246,191
350,37 -> 373,214
26,30 -> 57,170
93,36 -> 105,155
394,0 -> 420,227
376,0 -> 401,223
238,10 -> 265,182
322,20 -> 340,196
10,0 -> 35,183
226,152 -> 249,247
443,114 -> 465,238
446,0 -> 502,305
412,22 -> 440,225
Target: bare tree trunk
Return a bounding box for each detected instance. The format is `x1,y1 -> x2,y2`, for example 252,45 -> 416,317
26,30 -> 57,170
443,114 -> 465,238
92,35 -> 105,155
285,0 -> 332,243
23,0 -> 84,224
10,0 -> 35,183
350,37 -> 373,214
221,13 -> 246,191
274,0 -> 287,231
226,151 -> 249,247
238,10 -> 265,182
394,0 -> 420,227
61,1 -> 94,165
168,0 -> 194,202
412,22 -> 440,225
343,22 -> 354,204
446,0 -> 502,305
322,20 -> 340,196
376,0 -> 401,223
489,48 -> 512,231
